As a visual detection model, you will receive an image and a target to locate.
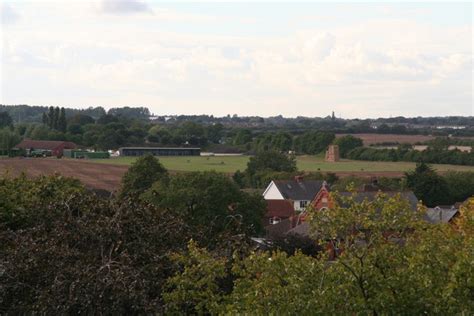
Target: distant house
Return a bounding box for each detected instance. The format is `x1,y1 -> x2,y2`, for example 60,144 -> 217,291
119,147 -> 200,157
262,177 -> 324,211
15,139 -> 77,156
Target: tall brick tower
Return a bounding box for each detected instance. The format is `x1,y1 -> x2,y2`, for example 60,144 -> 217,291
325,145 -> 340,162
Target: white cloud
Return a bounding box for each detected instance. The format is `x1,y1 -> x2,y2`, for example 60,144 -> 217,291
100,0 -> 152,15
1,3 -> 472,117
0,3 -> 19,25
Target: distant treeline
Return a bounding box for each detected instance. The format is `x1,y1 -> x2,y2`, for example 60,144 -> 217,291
347,146 -> 474,166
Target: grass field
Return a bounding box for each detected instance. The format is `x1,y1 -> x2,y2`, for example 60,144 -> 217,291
90,155 -> 474,174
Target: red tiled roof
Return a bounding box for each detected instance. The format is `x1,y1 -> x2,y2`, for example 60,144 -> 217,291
266,199 -> 295,218
15,139 -> 77,150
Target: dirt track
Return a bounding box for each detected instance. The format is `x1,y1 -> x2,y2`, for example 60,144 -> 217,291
0,158 -> 128,192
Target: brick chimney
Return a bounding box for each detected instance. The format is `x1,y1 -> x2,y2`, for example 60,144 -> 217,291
294,175 -> 304,182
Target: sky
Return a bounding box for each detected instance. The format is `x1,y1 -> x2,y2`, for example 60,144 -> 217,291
0,0 -> 472,118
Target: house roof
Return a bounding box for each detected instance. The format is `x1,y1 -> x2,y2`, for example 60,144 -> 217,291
286,222 -> 311,237
338,191 -> 419,211
273,179 -> 324,201
265,218 -> 294,238
15,139 -> 77,150
424,207 -> 459,224
284,191 -> 420,238
265,200 -> 295,218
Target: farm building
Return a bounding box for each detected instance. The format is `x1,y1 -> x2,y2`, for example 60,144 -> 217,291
119,147 -> 200,157
63,149 -> 110,159
15,139 -> 77,156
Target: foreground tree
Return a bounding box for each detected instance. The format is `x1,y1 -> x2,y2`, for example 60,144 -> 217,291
164,193 -> 474,314
0,177 -> 193,314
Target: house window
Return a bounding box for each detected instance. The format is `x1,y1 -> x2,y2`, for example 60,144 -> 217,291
299,200 -> 309,209
269,217 -> 281,225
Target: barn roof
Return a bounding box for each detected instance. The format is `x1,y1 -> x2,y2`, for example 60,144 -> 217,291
15,139 -> 77,150
265,200 -> 295,218
273,179 -> 324,201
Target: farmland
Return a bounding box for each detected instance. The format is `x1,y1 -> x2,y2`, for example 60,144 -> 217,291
1,155 -> 473,191
91,155 -> 474,174
335,133 -> 474,146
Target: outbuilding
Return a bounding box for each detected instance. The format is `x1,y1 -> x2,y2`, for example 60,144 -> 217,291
15,139 -> 77,156
118,147 -> 200,156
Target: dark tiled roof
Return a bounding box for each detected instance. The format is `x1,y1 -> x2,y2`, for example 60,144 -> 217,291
285,191 -> 420,238
274,180 -> 323,201
286,222 -> 311,237
265,218 -> 294,238
424,208 -> 459,224
16,139 -> 76,150
265,200 -> 295,218
338,191 -> 419,211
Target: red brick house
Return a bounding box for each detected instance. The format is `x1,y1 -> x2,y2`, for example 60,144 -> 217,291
15,139 -> 77,156
264,199 -> 295,226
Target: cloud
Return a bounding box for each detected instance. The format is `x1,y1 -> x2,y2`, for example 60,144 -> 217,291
100,0 -> 152,15
1,3 -> 19,25
1,3 -> 471,117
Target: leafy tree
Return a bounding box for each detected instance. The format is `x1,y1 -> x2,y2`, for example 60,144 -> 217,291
142,171 -> 266,240
58,107 -> 67,132
405,162 -> 449,206
47,106 -> 55,128
0,128 -> 21,155
245,150 -> 297,187
68,113 -> 95,126
0,182 -> 193,314
0,111 -> 13,128
53,107 -> 60,130
0,174 -> 84,230
120,155 -> 168,197
97,114 -> 119,125
444,171 -> 474,204
293,131 -> 335,154
164,195 -> 474,315
233,129 -> 252,145
334,135 -> 363,157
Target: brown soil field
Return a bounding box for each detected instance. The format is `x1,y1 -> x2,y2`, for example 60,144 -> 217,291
0,158 -> 128,192
336,133 -> 474,146
335,133 -> 436,145
0,157 -> 467,192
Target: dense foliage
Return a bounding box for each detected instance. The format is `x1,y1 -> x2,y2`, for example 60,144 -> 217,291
120,154 -> 168,197
348,146 -> 474,165
0,171 -> 473,313
164,194 -> 474,315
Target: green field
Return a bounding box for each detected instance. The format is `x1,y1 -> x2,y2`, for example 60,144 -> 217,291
90,155 -> 474,174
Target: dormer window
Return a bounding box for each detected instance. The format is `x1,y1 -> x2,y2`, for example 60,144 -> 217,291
299,200 -> 309,209
269,217 -> 281,225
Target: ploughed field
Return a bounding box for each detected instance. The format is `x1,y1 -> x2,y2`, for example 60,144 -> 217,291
335,133 -> 474,146
0,158 -> 128,192
1,156 -> 473,191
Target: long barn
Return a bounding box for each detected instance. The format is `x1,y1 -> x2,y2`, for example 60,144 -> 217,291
118,147 -> 200,157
